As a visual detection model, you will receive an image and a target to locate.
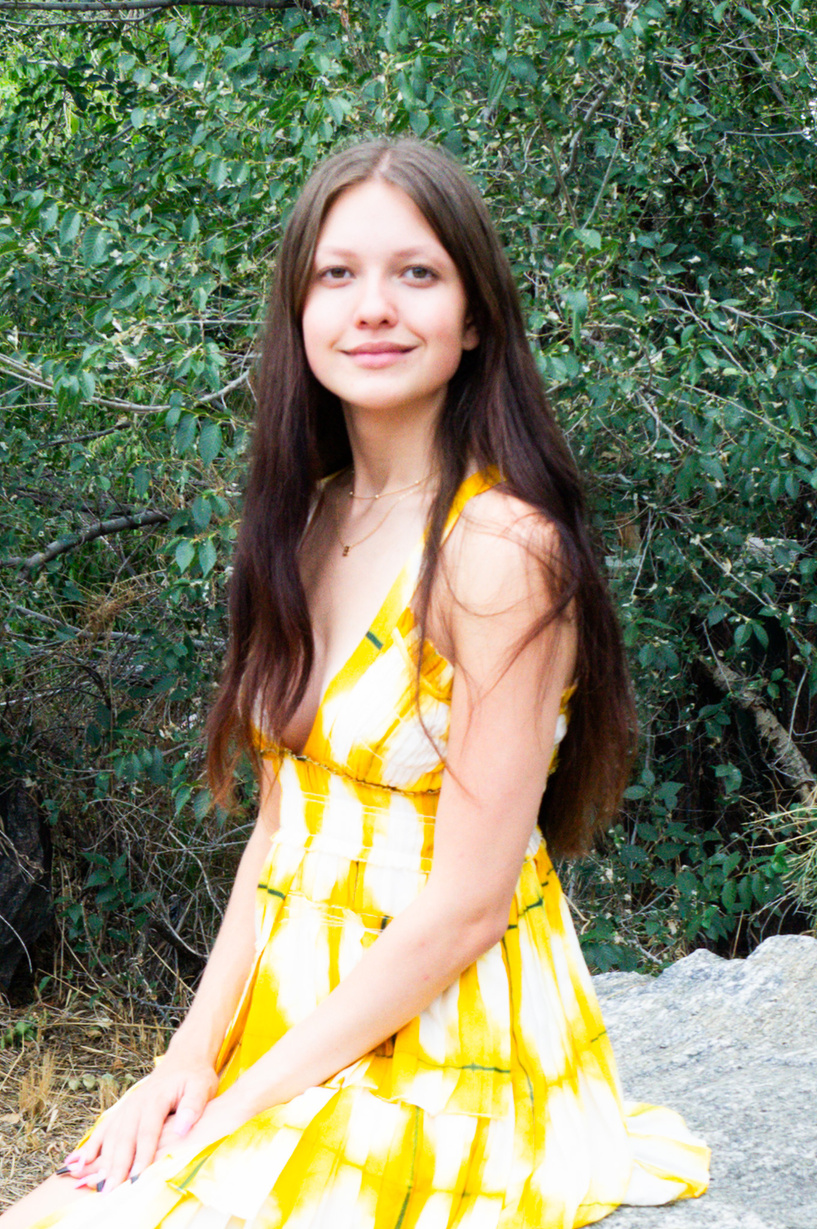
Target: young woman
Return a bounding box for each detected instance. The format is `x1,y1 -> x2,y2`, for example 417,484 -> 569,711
4,138 -> 709,1229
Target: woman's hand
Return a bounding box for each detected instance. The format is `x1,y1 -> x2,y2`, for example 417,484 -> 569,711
62,1054 -> 219,1193
152,1090 -> 252,1167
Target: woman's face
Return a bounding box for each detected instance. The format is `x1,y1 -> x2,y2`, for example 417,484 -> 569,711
301,179 -> 479,423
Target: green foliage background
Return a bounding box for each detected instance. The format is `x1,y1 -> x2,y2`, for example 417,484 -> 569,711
1,0 -> 815,1006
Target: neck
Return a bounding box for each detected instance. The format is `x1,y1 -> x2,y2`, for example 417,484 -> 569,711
342,400 -> 440,497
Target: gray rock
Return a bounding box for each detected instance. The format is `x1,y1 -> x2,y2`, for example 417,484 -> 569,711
593,934 -> 817,1229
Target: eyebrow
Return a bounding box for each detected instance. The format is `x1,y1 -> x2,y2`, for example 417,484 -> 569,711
314,245 -> 445,261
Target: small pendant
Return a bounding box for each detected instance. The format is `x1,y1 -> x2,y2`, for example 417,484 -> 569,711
342,545 -> 350,557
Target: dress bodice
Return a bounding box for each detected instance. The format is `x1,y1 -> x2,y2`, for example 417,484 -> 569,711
254,467 -> 572,796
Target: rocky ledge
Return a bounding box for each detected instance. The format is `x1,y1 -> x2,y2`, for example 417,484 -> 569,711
594,933 -> 817,1229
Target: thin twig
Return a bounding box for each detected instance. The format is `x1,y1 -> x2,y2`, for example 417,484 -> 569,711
6,602 -> 208,649
0,353 -> 252,417
50,421 -> 129,447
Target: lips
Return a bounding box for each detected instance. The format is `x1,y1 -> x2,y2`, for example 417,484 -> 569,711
342,342 -> 416,368
343,342 -> 415,355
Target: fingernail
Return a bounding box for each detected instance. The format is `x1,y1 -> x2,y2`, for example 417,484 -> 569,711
96,1180 -> 106,1193
173,1109 -> 193,1137
130,1173 -> 140,1183
55,1165 -> 71,1176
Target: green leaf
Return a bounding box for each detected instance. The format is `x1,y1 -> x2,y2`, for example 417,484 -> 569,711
198,539 -> 217,576
81,225 -> 111,267
734,622 -> 751,648
487,66 -> 511,108
39,201 -> 59,232
208,159 -> 229,189
78,370 -> 95,401
130,107 -> 147,129
198,420 -> 222,466
174,413 -> 197,455
193,789 -> 212,821
132,465 -> 150,499
174,784 -> 193,815
191,495 -> 212,529
60,209 -> 81,245
409,110 -> 430,137
562,289 -> 588,319
175,540 -> 195,572
576,228 -> 602,250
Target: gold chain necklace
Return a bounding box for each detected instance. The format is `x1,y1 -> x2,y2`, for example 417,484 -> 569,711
335,486 -> 419,557
348,471 -> 432,501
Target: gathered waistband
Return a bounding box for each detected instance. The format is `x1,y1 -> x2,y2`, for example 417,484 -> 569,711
270,822 -> 544,870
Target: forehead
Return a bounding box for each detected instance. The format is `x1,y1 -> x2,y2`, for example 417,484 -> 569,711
315,179 -> 449,256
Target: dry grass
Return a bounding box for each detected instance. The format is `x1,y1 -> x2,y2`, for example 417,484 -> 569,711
0,986 -> 168,1211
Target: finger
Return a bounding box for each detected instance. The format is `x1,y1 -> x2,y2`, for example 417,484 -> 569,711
73,1171 -> 105,1192
131,1098 -> 175,1178
109,1081 -> 184,1188
157,1116 -> 182,1151
98,1114 -> 143,1192
70,1110 -> 113,1172
67,1145 -> 100,1177
173,1080 -> 212,1137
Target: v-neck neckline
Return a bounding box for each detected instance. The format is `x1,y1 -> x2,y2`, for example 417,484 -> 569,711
283,466 -> 501,760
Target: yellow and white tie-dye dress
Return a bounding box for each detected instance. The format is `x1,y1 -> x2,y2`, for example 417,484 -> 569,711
40,468 -> 709,1229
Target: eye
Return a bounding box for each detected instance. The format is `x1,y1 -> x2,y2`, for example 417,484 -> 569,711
403,265 -> 438,284
317,265 -> 352,284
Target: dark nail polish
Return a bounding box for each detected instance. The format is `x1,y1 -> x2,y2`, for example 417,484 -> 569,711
55,1165 -> 71,1176
130,1173 -> 140,1183
96,1179 -> 106,1193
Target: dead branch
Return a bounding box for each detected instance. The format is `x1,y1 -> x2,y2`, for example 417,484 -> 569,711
5,602 -> 209,649
149,909 -> 208,962
2,510 -> 170,574
699,655 -> 817,807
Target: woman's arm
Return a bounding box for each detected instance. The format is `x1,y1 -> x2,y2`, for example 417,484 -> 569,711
181,497 -> 576,1131
69,766 -> 281,1189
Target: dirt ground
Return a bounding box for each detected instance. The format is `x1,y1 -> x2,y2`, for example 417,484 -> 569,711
0,987 -> 168,1211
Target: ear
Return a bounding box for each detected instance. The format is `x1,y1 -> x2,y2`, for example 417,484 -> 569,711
462,317 -> 480,350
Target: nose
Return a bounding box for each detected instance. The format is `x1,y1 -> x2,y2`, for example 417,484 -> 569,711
353,272 -> 397,328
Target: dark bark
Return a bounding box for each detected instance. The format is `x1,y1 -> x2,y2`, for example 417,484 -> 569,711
0,783 -> 52,994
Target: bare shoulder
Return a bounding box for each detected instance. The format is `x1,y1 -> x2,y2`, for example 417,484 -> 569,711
441,485 -> 565,615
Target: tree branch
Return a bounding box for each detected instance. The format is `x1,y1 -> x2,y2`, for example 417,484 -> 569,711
738,32 -> 789,111
50,421 -> 130,447
0,0 -> 299,11
2,510 -> 170,574
150,909 -> 208,962
698,655 -> 817,807
0,353 -> 253,416
6,602 -> 208,648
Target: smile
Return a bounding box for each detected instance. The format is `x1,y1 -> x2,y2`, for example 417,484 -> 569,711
342,344 -> 416,368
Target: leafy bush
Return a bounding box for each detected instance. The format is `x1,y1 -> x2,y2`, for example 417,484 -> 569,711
1,0 -> 815,996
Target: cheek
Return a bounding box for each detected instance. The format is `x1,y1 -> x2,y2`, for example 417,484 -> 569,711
301,301 -> 330,371
430,303 -> 472,363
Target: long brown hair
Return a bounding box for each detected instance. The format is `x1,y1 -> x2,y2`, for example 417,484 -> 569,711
206,138 -> 635,857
